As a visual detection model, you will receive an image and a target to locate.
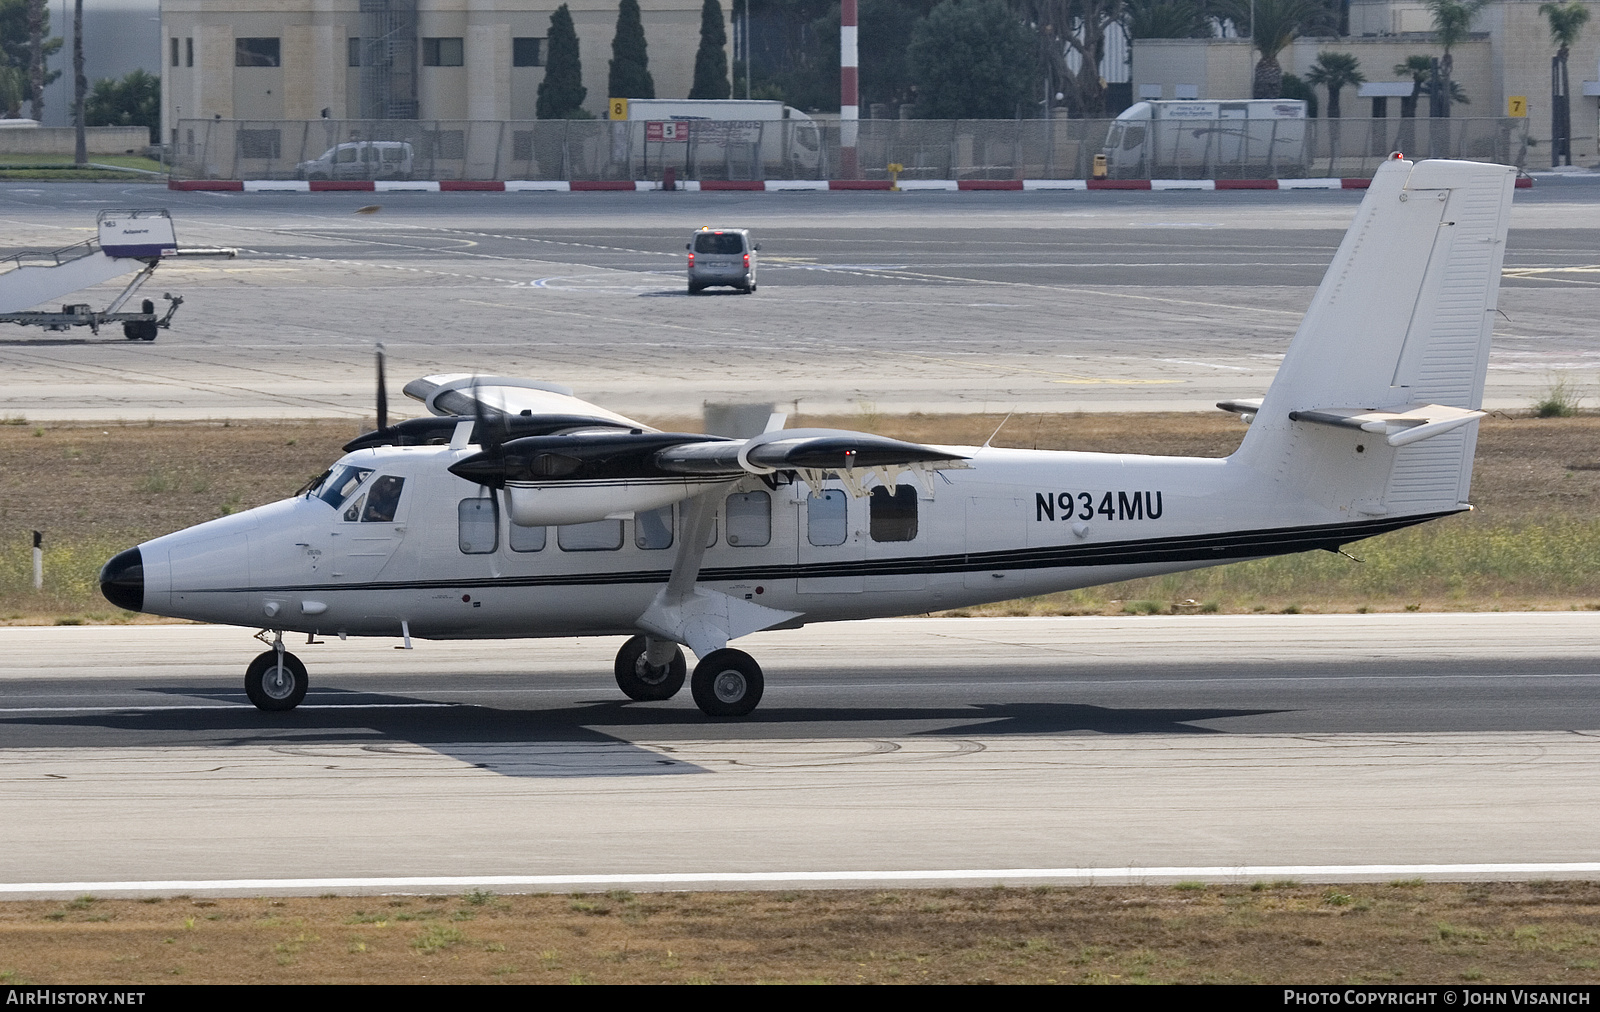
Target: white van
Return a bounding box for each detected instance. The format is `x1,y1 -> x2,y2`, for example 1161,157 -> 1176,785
1104,100 -> 1308,179
295,141 -> 414,181
686,227 -> 758,294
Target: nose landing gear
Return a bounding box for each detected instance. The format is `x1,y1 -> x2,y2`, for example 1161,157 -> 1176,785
245,648 -> 307,711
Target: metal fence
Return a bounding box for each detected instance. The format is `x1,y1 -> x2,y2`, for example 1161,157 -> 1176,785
171,116 -> 1529,182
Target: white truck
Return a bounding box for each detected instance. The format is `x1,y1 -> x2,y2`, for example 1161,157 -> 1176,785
611,99 -> 824,179
1103,100 -> 1309,179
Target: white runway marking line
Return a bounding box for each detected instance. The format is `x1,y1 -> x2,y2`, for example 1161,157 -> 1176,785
5,864 -> 1600,897
0,703 -> 460,714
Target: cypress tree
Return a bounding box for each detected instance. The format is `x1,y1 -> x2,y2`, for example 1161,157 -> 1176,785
608,0 -> 654,99
537,4 -> 588,118
688,0 -> 730,100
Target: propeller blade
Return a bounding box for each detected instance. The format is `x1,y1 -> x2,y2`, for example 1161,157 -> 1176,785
375,343 -> 388,434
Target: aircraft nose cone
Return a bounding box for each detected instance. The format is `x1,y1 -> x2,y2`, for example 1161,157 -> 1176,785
99,547 -> 144,612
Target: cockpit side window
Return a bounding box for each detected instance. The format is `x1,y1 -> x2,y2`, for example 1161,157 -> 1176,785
317,465 -> 373,508
361,476 -> 405,522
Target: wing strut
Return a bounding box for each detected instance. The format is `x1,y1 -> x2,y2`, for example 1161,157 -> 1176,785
635,488 -> 801,660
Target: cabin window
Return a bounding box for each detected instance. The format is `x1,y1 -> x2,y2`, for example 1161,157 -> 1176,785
361,476 -> 405,522
558,519 -> 623,551
510,523 -> 546,553
725,492 -> 770,547
869,485 -> 917,542
458,498 -> 497,554
806,489 -> 848,546
636,506 -> 674,550
317,465 -> 373,508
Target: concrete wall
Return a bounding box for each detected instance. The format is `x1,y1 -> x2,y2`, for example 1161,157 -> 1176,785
0,126 -> 153,155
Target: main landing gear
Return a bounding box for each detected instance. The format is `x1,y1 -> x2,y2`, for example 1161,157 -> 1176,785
612,635 -> 765,718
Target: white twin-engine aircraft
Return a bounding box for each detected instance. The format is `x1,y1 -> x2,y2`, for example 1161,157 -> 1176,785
100,156 -> 1516,717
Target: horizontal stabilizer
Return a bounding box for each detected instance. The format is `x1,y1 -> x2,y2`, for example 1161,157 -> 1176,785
1288,403 -> 1485,447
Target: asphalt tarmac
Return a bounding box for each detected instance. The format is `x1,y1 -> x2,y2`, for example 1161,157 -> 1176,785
0,180 -> 1595,420
2,614 -> 1597,896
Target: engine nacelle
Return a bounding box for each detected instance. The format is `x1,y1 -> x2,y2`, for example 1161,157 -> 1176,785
505,476 -> 733,527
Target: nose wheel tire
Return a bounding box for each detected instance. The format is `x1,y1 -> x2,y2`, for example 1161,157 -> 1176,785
690,648 -> 764,718
614,635 -> 686,701
245,649 -> 308,711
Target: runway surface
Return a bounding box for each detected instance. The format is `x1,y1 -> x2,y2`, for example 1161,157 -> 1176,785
2,614 -> 1598,897
0,182 -> 1595,419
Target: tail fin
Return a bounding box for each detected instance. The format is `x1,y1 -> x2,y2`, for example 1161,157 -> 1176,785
1235,157 -> 1517,519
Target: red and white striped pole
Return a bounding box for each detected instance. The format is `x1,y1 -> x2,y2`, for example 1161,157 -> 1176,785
840,0 -> 858,178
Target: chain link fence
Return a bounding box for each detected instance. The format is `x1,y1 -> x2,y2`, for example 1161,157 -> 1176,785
171,116 -> 1529,182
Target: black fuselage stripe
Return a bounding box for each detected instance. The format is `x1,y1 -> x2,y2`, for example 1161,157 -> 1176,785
201,511 -> 1456,595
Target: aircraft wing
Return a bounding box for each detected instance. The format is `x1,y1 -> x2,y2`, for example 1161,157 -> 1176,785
403,374 -> 653,431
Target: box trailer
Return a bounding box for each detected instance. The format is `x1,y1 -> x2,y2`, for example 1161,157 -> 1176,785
1103,100 -> 1309,179
612,99 -> 824,179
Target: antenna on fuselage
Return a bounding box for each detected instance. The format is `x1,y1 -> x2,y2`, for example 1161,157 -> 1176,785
982,409 -> 1015,450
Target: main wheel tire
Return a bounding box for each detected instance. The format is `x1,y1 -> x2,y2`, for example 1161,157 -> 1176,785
690,648 -> 764,718
123,322 -> 142,341
245,649 -> 308,711
614,635 -> 686,701
140,322 -> 158,341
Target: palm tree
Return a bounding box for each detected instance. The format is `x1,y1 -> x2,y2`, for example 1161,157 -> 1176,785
1124,0 -> 1211,39
1394,55 -> 1432,118
1422,0 -> 1486,117
1220,0 -> 1332,99
1304,50 -> 1364,117
1541,1 -> 1591,167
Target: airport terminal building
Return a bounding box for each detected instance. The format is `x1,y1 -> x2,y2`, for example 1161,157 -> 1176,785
159,0 -> 724,135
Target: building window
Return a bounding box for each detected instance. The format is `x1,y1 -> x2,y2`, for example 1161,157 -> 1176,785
186,38 -> 193,67
422,37 -> 464,67
458,498 -> 497,554
725,492 -> 770,547
170,38 -> 179,68
348,37 -> 361,68
869,485 -> 918,542
513,37 -> 543,67
235,38 -> 280,68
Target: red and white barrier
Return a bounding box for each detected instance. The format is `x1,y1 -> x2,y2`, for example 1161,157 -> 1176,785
174,176 -> 1534,193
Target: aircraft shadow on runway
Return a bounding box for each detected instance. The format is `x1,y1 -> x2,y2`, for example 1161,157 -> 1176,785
0,686 -> 1282,779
